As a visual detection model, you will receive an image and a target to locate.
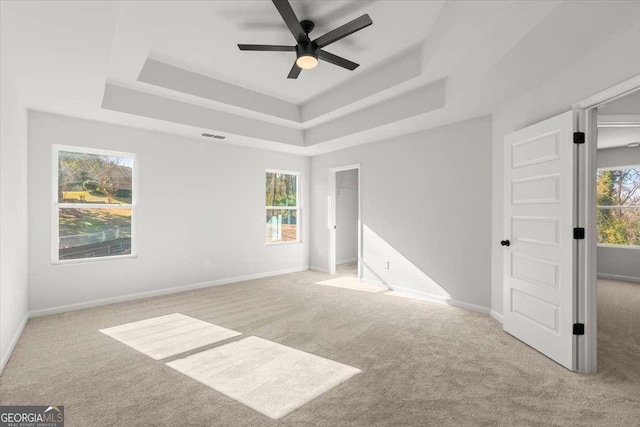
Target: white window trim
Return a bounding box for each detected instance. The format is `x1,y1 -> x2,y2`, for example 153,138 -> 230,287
52,144 -> 138,264
597,164 -> 640,172
596,164 -> 640,248
265,169 -> 301,245
597,243 -> 640,250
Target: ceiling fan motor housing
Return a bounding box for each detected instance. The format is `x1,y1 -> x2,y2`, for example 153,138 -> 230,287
296,42 -> 318,60
237,1 -> 373,78
300,19 -> 315,35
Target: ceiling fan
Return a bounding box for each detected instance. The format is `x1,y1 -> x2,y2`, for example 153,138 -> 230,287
238,0 -> 373,79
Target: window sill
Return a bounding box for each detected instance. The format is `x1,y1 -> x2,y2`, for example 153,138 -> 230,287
266,241 -> 302,247
597,244 -> 640,250
53,254 -> 138,265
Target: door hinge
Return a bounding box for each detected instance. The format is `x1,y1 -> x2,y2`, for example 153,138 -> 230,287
573,323 -> 585,335
573,132 -> 585,144
573,227 -> 585,239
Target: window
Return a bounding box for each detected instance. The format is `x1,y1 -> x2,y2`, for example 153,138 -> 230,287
265,170 -> 299,244
596,166 -> 640,247
54,145 -> 136,262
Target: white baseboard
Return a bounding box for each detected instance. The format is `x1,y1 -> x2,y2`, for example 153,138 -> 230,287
0,312 -> 29,375
29,266 -> 310,318
490,310 -> 504,324
309,265 -> 330,274
597,273 -> 640,283
448,299 -> 491,315
387,285 -> 448,304
385,285 -> 490,315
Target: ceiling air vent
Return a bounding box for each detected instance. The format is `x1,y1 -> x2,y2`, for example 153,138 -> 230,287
201,133 -> 226,140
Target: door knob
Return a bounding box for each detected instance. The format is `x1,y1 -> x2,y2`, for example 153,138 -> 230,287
500,240 -> 510,247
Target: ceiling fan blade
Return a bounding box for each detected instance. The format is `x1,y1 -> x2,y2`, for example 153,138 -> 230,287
318,50 -> 359,70
237,44 -> 295,51
312,14 -> 372,48
287,62 -> 302,79
272,0 -> 309,44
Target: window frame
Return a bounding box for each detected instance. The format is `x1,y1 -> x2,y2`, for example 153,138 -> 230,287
596,164 -> 640,249
265,169 -> 301,246
52,144 -> 138,264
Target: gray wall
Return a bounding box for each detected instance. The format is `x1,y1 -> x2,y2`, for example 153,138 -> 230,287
596,145 -> 640,281
311,116 -> 493,311
0,66 -> 29,373
336,169 -> 358,265
597,146 -> 640,169
491,27 -> 640,316
28,112 -> 311,314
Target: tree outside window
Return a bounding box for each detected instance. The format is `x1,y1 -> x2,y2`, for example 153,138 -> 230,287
55,146 -> 136,262
596,167 -> 640,246
265,171 -> 299,244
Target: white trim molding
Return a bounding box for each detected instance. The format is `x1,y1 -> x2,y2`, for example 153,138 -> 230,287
597,114 -> 640,127
597,273 -> 640,283
29,266 -> 310,318
265,169 -> 301,245
573,75 -> 640,110
574,75 -> 640,374
52,144 -> 138,264
0,313 -> 29,375
385,285 -> 490,315
490,310 -> 504,324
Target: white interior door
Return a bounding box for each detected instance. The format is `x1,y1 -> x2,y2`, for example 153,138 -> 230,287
503,111 -> 577,370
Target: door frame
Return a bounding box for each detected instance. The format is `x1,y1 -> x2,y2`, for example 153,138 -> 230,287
328,164 -> 362,278
573,74 -> 640,373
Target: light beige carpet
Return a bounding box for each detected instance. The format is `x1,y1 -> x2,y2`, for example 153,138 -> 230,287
336,261 -> 358,276
166,336 -> 361,419
99,313 -> 241,360
1,273 -> 639,426
315,277 -> 388,293
384,290 -> 446,303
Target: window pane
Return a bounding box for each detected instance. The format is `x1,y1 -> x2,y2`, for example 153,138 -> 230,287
58,151 -> 133,204
266,209 -> 298,243
597,207 -> 640,245
597,168 -> 640,207
59,208 -> 132,260
265,172 -> 297,207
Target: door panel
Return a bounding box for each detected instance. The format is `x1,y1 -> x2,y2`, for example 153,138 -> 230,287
511,131 -> 560,168
511,252 -> 559,288
511,174 -> 560,204
511,216 -> 559,246
503,110 -> 576,370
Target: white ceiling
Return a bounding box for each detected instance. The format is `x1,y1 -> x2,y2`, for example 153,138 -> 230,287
597,90 -> 640,150
2,0 -> 640,155
108,0 -> 442,104
598,90 -> 640,116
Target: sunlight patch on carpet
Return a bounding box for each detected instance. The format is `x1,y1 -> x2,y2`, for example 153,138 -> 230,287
99,313 -> 241,360
314,277 -> 388,293
166,336 -> 361,419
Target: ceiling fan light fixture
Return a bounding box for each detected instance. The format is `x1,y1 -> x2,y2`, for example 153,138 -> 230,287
295,42 -> 319,70
238,1 -> 372,78
296,54 -> 318,69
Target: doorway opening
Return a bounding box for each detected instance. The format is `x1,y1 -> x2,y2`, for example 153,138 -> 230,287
574,75 -> 640,373
500,76 -> 639,373
335,168 -> 359,277
328,164 -> 361,278
590,90 -> 640,375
